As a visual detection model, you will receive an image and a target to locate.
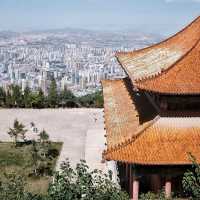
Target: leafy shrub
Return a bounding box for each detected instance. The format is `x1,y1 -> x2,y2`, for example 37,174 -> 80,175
182,154 -> 200,199
0,160 -> 129,200
48,159 -> 129,200
139,191 -> 167,200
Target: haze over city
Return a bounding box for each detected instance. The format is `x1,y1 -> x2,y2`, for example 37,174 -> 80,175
0,0 -> 199,35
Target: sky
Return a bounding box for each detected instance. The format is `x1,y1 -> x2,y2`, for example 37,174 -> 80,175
0,0 -> 200,35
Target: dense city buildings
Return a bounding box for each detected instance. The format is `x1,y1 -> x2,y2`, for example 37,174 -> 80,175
0,29 -> 160,96
102,16 -> 200,200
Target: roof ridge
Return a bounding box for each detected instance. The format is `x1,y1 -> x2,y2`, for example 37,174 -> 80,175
103,115 -> 160,159
135,34 -> 200,84
116,15 -> 200,57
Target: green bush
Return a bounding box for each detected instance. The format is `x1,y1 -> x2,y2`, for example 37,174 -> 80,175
139,191 -> 167,200
0,160 -> 129,200
47,159 -> 128,200
182,153 -> 200,199
78,91 -> 103,108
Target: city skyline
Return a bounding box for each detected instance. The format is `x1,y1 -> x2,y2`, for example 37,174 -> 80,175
0,0 -> 199,35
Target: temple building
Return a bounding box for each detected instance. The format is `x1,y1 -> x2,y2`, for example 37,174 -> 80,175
102,16 -> 200,200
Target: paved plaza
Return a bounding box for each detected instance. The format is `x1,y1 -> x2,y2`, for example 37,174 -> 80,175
0,109 -> 117,176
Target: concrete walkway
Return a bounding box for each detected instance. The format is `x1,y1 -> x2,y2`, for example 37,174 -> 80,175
0,109 -> 117,176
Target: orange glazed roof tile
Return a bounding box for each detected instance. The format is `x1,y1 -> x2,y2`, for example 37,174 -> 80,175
102,79 -> 141,149
104,117 -> 200,165
116,16 -> 200,94
135,39 -> 200,94
102,78 -> 157,148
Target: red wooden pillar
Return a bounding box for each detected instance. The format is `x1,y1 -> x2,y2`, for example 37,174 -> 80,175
132,178 -> 139,200
165,178 -> 172,199
129,164 -> 140,200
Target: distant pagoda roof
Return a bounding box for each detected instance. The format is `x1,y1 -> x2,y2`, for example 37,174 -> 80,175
116,16 -> 200,94
102,79 -> 200,165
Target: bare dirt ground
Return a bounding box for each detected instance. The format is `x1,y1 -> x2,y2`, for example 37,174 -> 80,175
0,108 -> 117,176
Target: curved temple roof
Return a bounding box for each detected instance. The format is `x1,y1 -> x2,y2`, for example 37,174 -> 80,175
116,16 -> 200,94
102,79 -> 200,165
102,79 -> 141,149
135,40 -> 200,94
104,117 -> 200,165
102,78 -> 157,149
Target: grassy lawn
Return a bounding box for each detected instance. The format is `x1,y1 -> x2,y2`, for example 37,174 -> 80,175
0,142 -> 62,194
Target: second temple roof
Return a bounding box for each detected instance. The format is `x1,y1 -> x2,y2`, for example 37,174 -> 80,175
116,16 -> 200,95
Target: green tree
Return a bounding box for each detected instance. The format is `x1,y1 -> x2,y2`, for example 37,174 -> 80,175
30,139 -> 49,177
78,91 -> 104,108
38,130 -> 49,143
23,86 -> 31,108
29,93 -> 37,108
0,86 -> 6,107
11,85 -> 23,107
94,90 -> 104,108
30,140 -> 40,176
5,90 -> 13,107
7,119 -> 27,146
29,129 -> 51,176
38,129 -> 51,167
182,153 -> 200,199
59,88 -> 77,107
1,83 -> 105,109
37,88 -> 45,108
48,79 -> 58,108
48,159 -> 129,200
28,89 -> 46,108
0,160 -> 129,200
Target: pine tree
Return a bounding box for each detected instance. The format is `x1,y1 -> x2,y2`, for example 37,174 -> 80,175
37,88 -> 45,108
11,85 -> 23,107
23,86 -> 31,108
48,78 -> 58,108
0,86 -> 6,107
59,88 -> 76,107
5,90 -> 13,107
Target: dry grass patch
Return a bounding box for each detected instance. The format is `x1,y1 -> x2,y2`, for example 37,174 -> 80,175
0,142 -> 62,194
